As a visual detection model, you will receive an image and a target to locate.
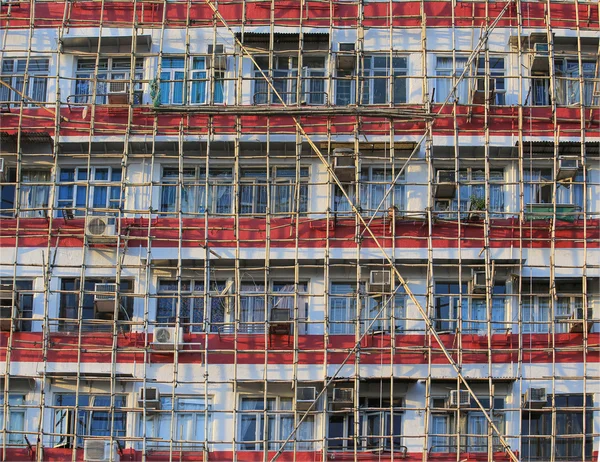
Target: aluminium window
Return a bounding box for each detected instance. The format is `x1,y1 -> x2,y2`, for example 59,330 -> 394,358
159,57 -> 224,105
53,394 -> 126,448
430,397 -> 505,454
333,167 -> 406,215
336,56 -> 407,105
57,167 -> 123,216
238,396 -> 314,451
0,279 -> 34,332
362,290 -> 407,334
143,396 -> 210,450
0,167 -> 51,218
0,58 -> 49,105
156,280 -> 204,333
533,59 -> 597,106
522,394 -> 593,461
329,282 -> 358,335
435,56 -> 469,103
0,394 -> 26,445
270,282 -> 309,332
58,278 -> 133,332
74,58 -> 142,105
476,57 -> 506,105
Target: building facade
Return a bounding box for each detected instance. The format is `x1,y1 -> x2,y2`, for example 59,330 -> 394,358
0,0 -> 599,461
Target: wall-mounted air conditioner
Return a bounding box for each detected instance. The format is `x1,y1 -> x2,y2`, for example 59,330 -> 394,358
533,42 -> 549,57
138,387 -> 160,410
368,270 -> 391,293
449,390 -> 471,407
569,307 -> 594,333
434,170 -> 456,198
523,387 -> 547,408
153,327 -> 183,349
472,77 -> 496,104
472,271 -> 487,294
83,439 -> 120,462
332,388 -> 353,403
336,43 -> 356,70
86,217 -> 116,239
556,156 -> 579,181
207,44 -> 227,70
332,148 -> 355,182
94,283 -> 117,313
296,386 -> 317,410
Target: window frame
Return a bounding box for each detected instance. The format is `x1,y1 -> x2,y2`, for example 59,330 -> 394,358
0,394 -> 26,446
57,166 -> 123,216
329,282 -> 358,335
0,58 -> 50,105
156,279 -> 205,333
74,57 -> 143,105
159,56 -> 224,106
0,279 -> 34,332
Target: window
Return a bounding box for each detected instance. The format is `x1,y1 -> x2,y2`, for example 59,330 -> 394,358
534,59 -> 596,106
327,397 -> 403,451
58,278 -> 133,332
362,290 -> 407,334
336,56 -> 407,105
239,168 -> 309,215
57,167 -> 123,216
434,282 -> 507,334
333,166 -> 406,215
436,56 -> 469,103
0,279 -> 34,332
433,282 -> 466,332
522,394 -> 593,461
240,284 -> 265,333
434,169 -> 505,219
0,58 -> 49,104
238,396 -> 314,450
522,281 -> 586,334
53,394 -> 126,448
156,280 -> 204,333
329,283 -> 357,335
476,57 -> 506,105
160,167 -> 233,215
270,282 -> 309,333
159,57 -> 224,105
143,396 -> 210,449
74,58 -> 142,104
0,167 -> 51,218
253,56 -> 326,106
0,394 -> 26,445
430,397 -> 505,453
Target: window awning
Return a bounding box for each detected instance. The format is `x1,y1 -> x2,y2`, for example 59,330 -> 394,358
61,35 -> 152,54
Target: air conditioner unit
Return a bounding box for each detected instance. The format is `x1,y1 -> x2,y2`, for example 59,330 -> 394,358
269,308 -> 292,335
138,387 -> 160,410
523,387 -> 547,408
449,390 -> 471,407
207,44 -> 227,70
533,42 -> 549,57
107,81 -> 128,105
94,283 -> 117,313
556,156 -> 579,181
570,307 -> 594,333
336,43 -> 356,70
434,199 -> 453,220
296,386 -> 317,410
86,217 -> 116,239
472,271 -> 487,293
434,170 -> 456,198
332,148 -> 355,182
332,388 -> 353,403
472,78 -> 496,104
368,270 -> 391,293
153,326 -> 183,349
83,439 -> 120,462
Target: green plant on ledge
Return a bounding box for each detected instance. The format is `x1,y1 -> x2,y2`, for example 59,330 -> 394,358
469,195 -> 486,211
149,77 -> 161,108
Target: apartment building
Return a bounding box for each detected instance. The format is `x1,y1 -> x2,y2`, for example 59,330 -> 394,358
0,0 -> 599,461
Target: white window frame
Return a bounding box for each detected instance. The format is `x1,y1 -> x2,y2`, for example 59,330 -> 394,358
142,396 -> 211,450
159,56 -> 224,106
0,394 -> 26,445
74,57 -> 142,105
57,166 -> 123,216
475,56 -> 506,105
0,58 -> 49,105
238,396 -> 314,451
156,279 -> 205,333
362,292 -> 407,334
329,282 -> 358,335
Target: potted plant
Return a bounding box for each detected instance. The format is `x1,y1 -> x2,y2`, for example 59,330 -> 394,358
468,195 -> 486,221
